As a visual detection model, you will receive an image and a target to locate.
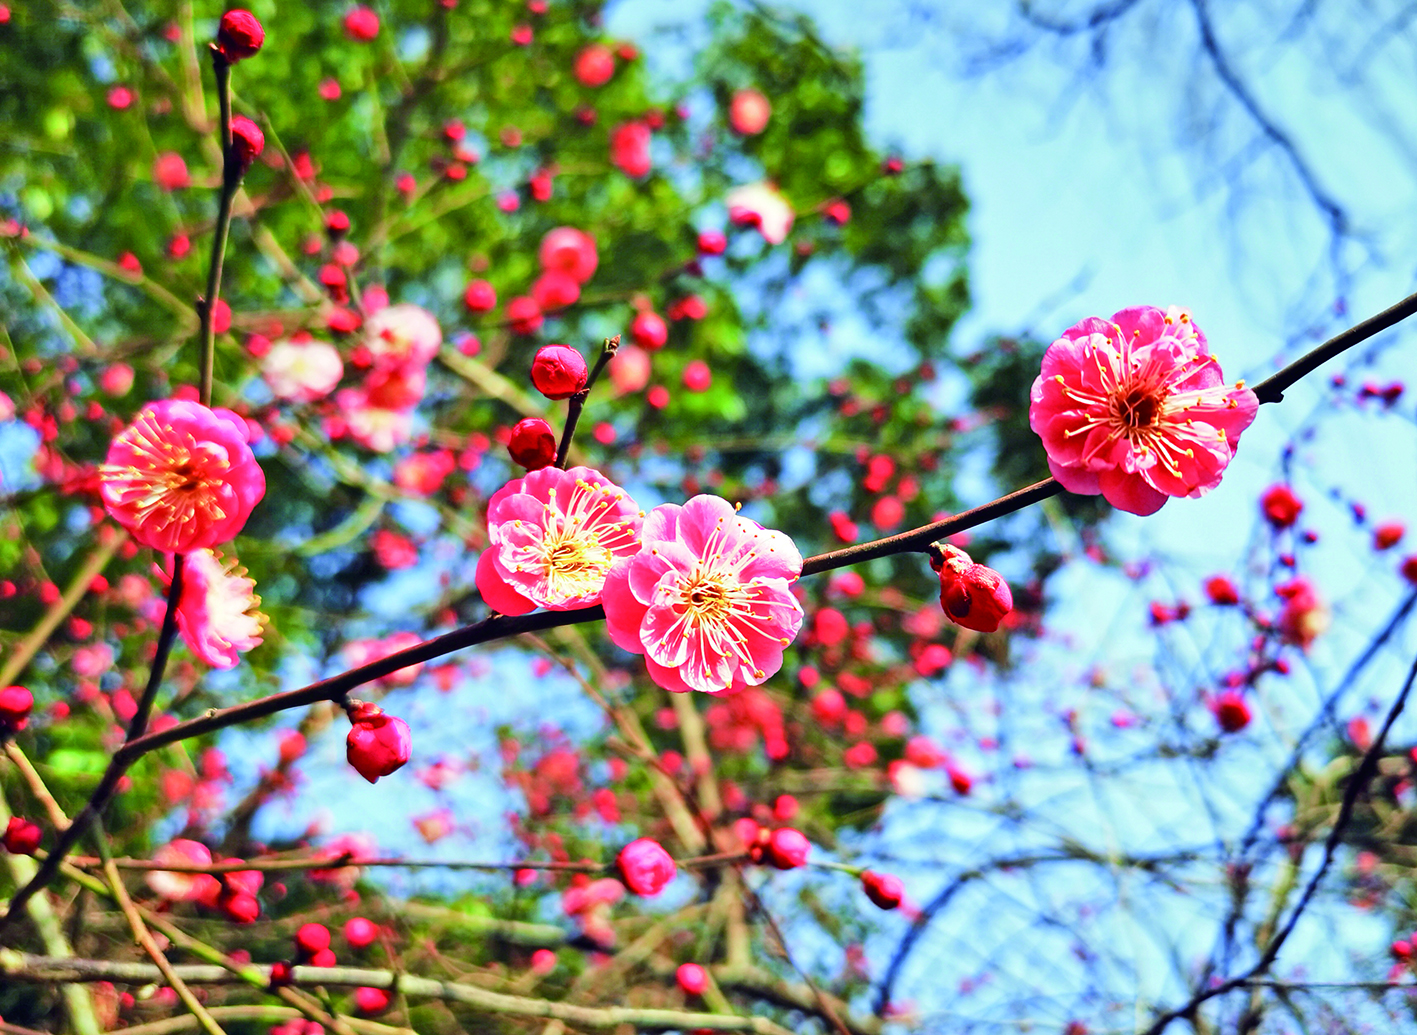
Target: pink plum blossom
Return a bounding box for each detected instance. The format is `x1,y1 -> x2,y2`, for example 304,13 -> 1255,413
726,182 -> 794,245
362,303 -> 442,370
337,387 -> 414,453
100,399 -> 266,553
162,549 -> 264,669
477,466 -> 642,615
262,336 -> 344,402
146,839 -> 219,902
1028,306 -> 1259,516
601,495 -> 804,694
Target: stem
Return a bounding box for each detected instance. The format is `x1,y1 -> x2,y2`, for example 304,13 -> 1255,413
1250,287 -> 1417,404
555,335 -> 620,469
199,52 -> 235,407
0,955 -> 799,1035
0,559 -> 186,931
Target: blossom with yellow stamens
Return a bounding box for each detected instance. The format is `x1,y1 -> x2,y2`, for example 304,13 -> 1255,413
100,399 -> 265,553
476,466 -> 642,615
601,494 -> 803,694
1028,305 -> 1258,516
159,548 -> 265,669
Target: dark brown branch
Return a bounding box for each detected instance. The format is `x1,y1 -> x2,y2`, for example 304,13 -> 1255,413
1140,650 -> 1417,1035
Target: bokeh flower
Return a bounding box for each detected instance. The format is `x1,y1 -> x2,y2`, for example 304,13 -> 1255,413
163,548 -> 264,669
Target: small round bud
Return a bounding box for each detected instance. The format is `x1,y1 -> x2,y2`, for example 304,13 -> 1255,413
463,279 -> 497,313
530,345 -> 588,400
507,418 -> 557,471
295,922 -> 332,957
3,816 -> 42,855
345,916 -> 379,949
230,115 -> 265,172
676,962 -> 709,996
861,870 -> 904,910
216,9 -> 265,62
765,827 -> 810,870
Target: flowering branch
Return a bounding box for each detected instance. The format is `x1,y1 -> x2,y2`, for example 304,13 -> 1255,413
5,285 -> 1414,934
61,849 -> 748,875
0,954 -> 799,1035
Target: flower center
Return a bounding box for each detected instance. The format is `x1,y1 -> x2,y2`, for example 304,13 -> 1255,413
1115,387 -> 1161,429
518,479 -> 638,602
684,575 -> 733,619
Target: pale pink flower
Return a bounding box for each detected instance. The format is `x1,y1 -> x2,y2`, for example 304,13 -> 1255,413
309,832 -> 378,888
341,631 -> 424,687
476,466 -> 642,615
362,303 -> 442,370
100,399 -> 266,553
337,387 -> 414,453
71,643 -> 115,678
1029,306 -> 1259,516
413,808 -> 455,844
601,495 -> 804,694
146,839 -> 219,902
726,182 -> 794,245
262,336 -> 344,402
161,549 -> 264,669
608,343 -> 651,395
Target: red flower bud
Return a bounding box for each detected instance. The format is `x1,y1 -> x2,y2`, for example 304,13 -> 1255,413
1204,574 -> 1240,606
295,922 -> 331,957
0,684 -> 34,734
1260,484 -> 1303,529
617,837 -> 676,896
530,345 -> 588,400
345,916 -> 379,948
229,115 -> 264,173
268,961 -> 294,988
221,891 -> 260,924
507,417 -> 557,471
345,704 -> 412,783
676,962 -> 709,995
1212,689 -> 1251,733
765,827 -> 810,870
630,310 -> 668,351
216,9 -> 264,62
861,870 -> 904,910
932,544 -> 1013,633
3,816 -> 42,855
354,987 -> 390,1014
343,6 -> 379,41
697,229 -> 727,255
574,44 -> 616,87
463,279 -> 497,313
507,295 -> 544,336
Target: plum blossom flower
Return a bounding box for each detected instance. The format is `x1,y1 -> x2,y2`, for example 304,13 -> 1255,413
337,386 -> 414,453
1028,306 -> 1259,516
100,399 -> 265,553
162,549 -> 264,669
146,839 -> 219,902
262,336 -> 344,402
601,495 -> 804,694
726,182 -> 794,245
362,303 -> 441,370
477,466 -> 642,615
